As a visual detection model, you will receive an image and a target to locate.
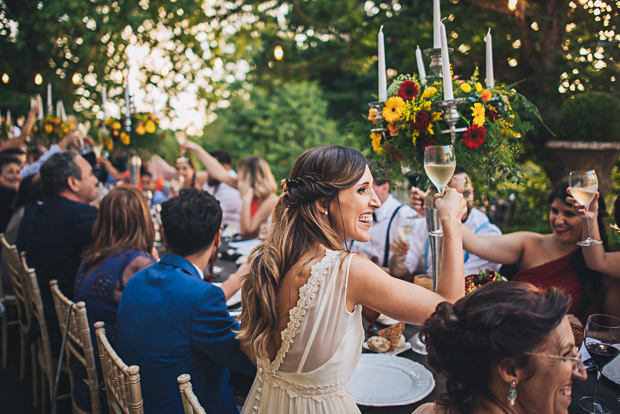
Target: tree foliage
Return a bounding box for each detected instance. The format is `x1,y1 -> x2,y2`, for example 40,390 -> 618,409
198,81 -> 341,179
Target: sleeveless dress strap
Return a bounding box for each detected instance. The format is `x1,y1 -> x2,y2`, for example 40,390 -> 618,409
296,253 -> 342,373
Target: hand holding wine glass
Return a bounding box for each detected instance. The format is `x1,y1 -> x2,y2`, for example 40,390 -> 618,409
569,170 -> 602,246
424,145 -> 456,236
579,314 -> 620,414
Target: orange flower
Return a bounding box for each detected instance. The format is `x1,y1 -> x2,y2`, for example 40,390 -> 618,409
387,122 -> 399,136
480,90 -> 492,103
368,108 -> 379,125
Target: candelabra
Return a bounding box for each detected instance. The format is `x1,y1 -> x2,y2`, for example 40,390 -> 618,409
423,47 -> 453,78
435,98 -> 466,144
368,101 -> 389,142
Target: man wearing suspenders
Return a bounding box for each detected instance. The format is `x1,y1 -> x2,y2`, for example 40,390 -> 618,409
350,177 -> 416,273
389,168 -> 502,278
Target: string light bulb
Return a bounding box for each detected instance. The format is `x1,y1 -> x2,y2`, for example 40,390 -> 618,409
214,57 -> 223,68
72,73 -> 80,84
508,0 -> 518,11
274,45 -> 284,60
1,73 -> 8,83
35,73 -> 43,85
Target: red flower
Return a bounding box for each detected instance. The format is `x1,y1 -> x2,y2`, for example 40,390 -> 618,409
485,106 -> 499,122
413,112 -> 431,131
420,138 -> 438,152
384,143 -> 403,161
462,125 -> 487,149
397,80 -> 419,101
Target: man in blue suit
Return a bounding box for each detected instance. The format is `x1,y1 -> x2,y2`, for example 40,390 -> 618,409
117,188 -> 256,414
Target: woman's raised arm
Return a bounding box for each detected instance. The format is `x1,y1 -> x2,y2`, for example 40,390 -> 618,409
181,140 -> 238,188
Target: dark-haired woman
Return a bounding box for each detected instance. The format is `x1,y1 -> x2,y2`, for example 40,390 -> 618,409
415,282 -> 587,414
175,155 -> 207,190
236,145 -> 468,413
569,191 -> 620,319
72,186 -> 157,413
462,182 -> 607,323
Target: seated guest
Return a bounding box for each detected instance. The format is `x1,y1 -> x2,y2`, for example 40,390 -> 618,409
117,188 -> 256,414
181,140 -> 278,237
0,103 -> 39,156
569,191 -> 620,319
203,149 -> 242,218
461,182 -> 607,324
17,151 -> 98,354
175,154 -> 207,190
72,186 -> 157,413
415,282 -> 587,414
389,169 -> 502,279
140,171 -> 167,206
0,155 -> 21,233
1,174 -> 44,295
350,175 -> 416,272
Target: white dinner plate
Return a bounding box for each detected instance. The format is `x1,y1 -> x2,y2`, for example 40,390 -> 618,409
226,289 -> 242,308
348,354 -> 435,406
362,341 -> 411,355
376,314 -> 399,325
602,354 -> 620,385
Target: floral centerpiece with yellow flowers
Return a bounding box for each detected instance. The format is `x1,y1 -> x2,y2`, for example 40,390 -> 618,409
360,68 -> 544,185
33,116 -> 71,143
99,112 -> 160,151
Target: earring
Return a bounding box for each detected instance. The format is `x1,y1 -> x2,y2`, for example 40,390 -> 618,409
320,209 -> 328,215
508,380 -> 517,406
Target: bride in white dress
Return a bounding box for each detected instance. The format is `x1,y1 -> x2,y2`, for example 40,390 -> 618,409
238,145 -> 467,414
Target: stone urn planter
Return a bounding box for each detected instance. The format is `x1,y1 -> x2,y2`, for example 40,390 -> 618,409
545,140 -> 620,197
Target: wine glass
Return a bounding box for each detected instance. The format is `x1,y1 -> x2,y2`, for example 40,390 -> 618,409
569,170 -> 602,246
424,145 -> 456,236
579,314 -> 620,414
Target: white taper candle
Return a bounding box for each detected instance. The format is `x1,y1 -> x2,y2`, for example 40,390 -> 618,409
440,23 -> 453,100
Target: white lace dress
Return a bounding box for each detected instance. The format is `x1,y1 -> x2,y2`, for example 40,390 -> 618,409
241,249 -> 364,414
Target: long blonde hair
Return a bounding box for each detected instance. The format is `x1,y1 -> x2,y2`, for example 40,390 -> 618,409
237,146 -> 366,360
237,156 -> 277,199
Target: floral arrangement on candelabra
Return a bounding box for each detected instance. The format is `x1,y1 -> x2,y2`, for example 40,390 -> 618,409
99,112 -> 160,151
33,115 -> 71,143
465,269 -> 507,295
364,67 -> 543,185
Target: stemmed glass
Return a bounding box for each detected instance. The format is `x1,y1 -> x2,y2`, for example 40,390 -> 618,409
569,170 -> 602,246
423,145 -> 456,236
579,314 -> 620,414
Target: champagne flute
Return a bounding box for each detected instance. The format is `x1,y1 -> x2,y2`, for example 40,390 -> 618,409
424,145 -> 456,236
579,314 -> 620,414
569,170 -> 602,246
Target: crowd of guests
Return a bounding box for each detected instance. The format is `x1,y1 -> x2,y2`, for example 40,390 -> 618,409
0,124 -> 617,414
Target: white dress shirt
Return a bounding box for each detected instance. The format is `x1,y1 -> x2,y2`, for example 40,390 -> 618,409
203,170 -> 242,216
404,207 -> 502,276
351,194 -> 417,267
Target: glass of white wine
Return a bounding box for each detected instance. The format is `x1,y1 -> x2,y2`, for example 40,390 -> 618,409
569,170 -> 602,247
424,145 -> 456,236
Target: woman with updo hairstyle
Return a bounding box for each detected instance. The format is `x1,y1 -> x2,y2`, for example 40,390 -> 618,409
415,282 -> 587,414
180,140 -> 279,237
72,185 -> 157,413
234,145 -> 468,414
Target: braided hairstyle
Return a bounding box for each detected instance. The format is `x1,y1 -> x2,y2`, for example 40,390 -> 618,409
237,145 -> 367,360
421,282 -> 570,414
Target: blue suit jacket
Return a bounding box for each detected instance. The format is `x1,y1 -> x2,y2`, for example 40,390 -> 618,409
117,253 -> 256,414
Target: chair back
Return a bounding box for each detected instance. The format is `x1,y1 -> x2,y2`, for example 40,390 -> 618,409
95,321 -> 144,414
177,374 -> 206,414
50,281 -> 101,414
23,252 -> 56,394
0,234 -> 33,334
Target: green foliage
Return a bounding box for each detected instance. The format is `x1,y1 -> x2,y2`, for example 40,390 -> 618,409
555,92 -> 620,142
198,81 -> 342,180
479,161 -> 553,234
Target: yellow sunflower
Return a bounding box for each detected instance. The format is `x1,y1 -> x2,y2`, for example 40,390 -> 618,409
371,132 -> 384,155
382,97 -> 405,123
460,83 -> 472,93
145,120 -> 157,133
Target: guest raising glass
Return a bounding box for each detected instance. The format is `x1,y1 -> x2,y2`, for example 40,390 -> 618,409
237,145 -> 467,414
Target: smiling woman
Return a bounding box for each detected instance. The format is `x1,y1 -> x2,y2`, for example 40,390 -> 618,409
416,282 -> 587,414
0,155 -> 22,234
461,182 -> 608,324
237,145 -> 468,414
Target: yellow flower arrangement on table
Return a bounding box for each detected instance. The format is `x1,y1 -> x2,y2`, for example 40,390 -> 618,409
358,68 -> 546,186
32,116 -> 71,144
99,112 -> 161,151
